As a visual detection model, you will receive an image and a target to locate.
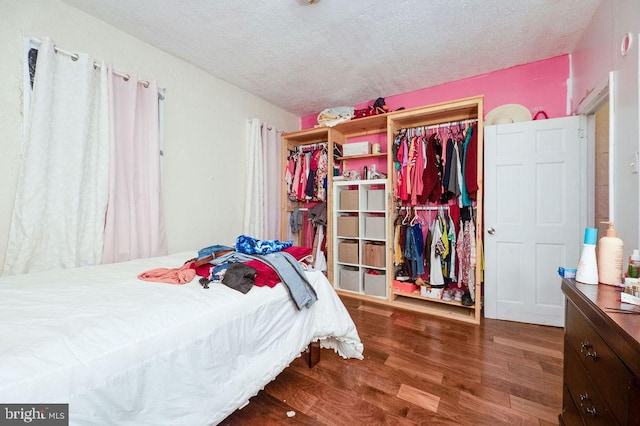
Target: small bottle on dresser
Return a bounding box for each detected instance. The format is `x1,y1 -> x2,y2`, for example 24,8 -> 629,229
576,227 -> 598,285
628,249 -> 640,278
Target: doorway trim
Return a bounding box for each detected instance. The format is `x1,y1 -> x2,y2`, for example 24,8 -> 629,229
576,74 -> 613,225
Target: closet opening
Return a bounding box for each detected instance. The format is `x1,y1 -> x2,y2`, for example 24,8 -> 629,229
577,77 -> 611,238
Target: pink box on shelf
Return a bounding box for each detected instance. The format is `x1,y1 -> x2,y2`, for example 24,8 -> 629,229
393,280 -> 418,294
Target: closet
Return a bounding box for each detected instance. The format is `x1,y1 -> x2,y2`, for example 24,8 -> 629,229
283,96 -> 483,324
280,127 -> 344,272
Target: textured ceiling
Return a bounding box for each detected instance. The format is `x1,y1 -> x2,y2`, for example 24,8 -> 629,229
59,0 -> 601,116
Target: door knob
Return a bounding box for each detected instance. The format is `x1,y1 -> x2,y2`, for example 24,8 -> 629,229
487,227 -> 496,235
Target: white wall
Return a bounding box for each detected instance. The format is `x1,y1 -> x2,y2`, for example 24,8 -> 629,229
0,0 -> 301,268
571,1 -> 614,109
572,0 -> 640,254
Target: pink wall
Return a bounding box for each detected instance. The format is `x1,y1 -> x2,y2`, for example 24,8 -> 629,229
301,55 -> 569,129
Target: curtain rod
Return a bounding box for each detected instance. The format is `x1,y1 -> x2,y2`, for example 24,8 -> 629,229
31,38 -> 165,98
260,123 -> 283,132
247,120 -> 283,133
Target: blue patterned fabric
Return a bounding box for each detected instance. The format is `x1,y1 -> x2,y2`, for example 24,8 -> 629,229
197,244 -> 234,260
234,235 -> 293,255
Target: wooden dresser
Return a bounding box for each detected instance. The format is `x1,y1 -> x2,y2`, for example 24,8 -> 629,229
561,279 -> 640,425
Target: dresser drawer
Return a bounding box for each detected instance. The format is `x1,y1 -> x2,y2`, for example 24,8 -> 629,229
564,341 -> 617,425
561,383 -> 583,426
565,301 -> 634,424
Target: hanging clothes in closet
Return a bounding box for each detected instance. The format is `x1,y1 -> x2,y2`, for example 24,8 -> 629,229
394,206 -> 473,293
392,120 -> 478,304
284,142 -> 329,270
392,122 -> 477,208
288,203 -> 328,272
402,211 -> 425,280
455,206 -> 476,299
285,143 -> 328,202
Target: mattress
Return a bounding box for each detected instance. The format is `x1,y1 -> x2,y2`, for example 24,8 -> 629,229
0,251 -> 363,425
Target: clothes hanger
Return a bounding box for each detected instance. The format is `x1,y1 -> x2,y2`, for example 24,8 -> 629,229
401,209 -> 410,225
410,211 -> 418,226
441,205 -> 450,221
410,210 -> 424,227
409,206 -> 420,226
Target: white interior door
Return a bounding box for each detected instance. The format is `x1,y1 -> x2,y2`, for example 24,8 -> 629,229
484,116 -> 586,327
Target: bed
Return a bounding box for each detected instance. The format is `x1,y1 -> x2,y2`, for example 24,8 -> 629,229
0,251 -> 363,425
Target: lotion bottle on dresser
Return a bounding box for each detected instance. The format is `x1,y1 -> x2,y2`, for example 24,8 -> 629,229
597,222 -> 624,285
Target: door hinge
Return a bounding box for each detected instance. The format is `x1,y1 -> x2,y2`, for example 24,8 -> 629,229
578,128 -> 585,139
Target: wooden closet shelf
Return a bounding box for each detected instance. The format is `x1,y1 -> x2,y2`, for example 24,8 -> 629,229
336,152 -> 387,161
392,290 -> 475,309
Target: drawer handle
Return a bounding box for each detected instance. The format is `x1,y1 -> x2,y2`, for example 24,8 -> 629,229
580,340 -> 598,360
579,393 -> 598,418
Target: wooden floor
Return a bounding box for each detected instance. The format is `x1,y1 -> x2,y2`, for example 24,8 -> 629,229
221,296 -> 564,425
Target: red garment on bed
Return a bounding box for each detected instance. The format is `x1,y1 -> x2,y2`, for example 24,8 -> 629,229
193,246 -> 313,288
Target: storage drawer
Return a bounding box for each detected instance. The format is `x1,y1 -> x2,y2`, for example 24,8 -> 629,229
565,301 -> 633,424
366,189 -> 385,211
339,267 -> 360,292
336,216 -> 359,237
363,242 -> 385,268
339,190 -> 359,210
364,216 -> 385,239
563,339 -> 617,425
561,384 -> 583,426
363,271 -> 386,297
338,241 -> 358,264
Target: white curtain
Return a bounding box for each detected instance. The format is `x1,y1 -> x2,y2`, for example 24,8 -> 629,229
242,119 -> 265,238
101,69 -> 167,263
3,37 -> 109,275
262,124 -> 283,240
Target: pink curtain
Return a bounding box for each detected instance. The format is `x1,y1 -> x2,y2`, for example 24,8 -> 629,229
102,69 -> 167,263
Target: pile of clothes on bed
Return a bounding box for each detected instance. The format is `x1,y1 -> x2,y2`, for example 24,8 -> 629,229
139,235 -> 318,309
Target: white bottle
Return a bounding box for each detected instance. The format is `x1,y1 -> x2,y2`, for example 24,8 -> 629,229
576,227 -> 598,285
597,221 -> 624,285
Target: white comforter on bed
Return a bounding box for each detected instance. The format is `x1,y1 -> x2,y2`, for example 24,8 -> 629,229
0,252 -> 363,425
